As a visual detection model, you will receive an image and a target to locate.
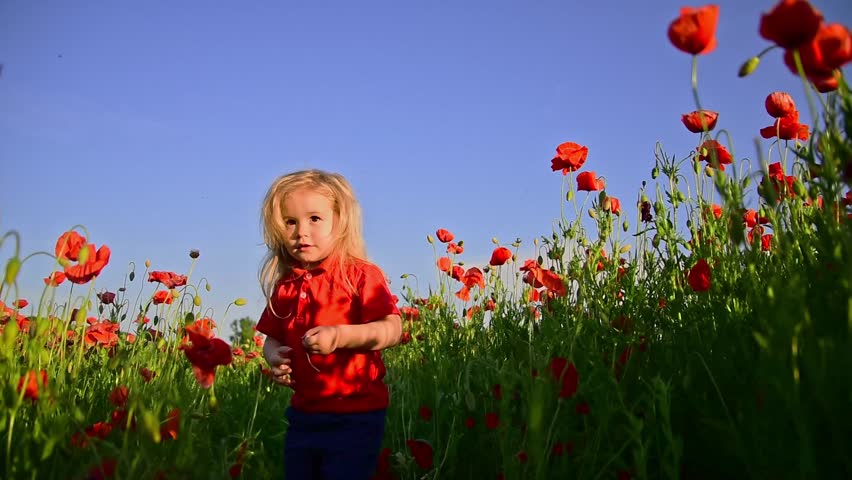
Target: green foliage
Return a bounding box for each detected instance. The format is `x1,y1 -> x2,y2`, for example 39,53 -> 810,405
228,316 -> 257,346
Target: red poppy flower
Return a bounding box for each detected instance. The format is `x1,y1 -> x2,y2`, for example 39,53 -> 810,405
450,265 -> 464,282
761,234 -> 773,251
485,412 -> 500,430
85,320 -> 120,349
465,417 -> 475,429
810,73 -> 839,93
548,357 -> 579,399
406,439 -> 433,469
520,260 -> 567,297
743,209 -> 770,227
419,405 -> 432,421
55,230 -> 87,261
14,299 -> 28,309
485,298 -> 496,311
446,242 -> 464,254
44,271 -> 66,286
160,408 -> 180,441
489,247 -> 512,266
187,317 -> 217,337
63,243 -> 111,284
455,285 -> 471,302
783,23 -> 852,81
17,369 -> 48,401
436,257 -> 451,273
97,291 -> 116,305
667,4 -> 719,55
575,402 -> 591,415
400,306 -> 420,321
108,386 -> 129,407
550,141 -> 589,174
697,140 -> 733,169
603,196 -> 621,215
577,171 -> 605,191
435,229 -> 454,243
152,290 -> 174,305
681,110 -> 719,133
462,267 -> 485,290
688,258 -> 712,292
182,329 -> 232,389
760,111 -> 810,141
759,0 -> 823,49
148,271 -> 187,289
493,384 -> 503,400
765,92 -> 797,118
516,451 -> 529,464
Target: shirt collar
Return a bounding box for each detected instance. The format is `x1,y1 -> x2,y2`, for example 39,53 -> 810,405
282,257 -> 332,282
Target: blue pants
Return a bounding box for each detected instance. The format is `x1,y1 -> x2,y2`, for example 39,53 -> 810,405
284,407 -> 386,480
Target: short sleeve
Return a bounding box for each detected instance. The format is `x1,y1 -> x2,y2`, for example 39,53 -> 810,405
256,287 -> 287,342
358,263 -> 400,323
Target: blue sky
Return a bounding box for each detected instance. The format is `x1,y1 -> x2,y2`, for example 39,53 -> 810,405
1,1 -> 849,340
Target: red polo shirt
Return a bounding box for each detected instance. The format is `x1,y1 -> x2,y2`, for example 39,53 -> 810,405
257,258 -> 400,413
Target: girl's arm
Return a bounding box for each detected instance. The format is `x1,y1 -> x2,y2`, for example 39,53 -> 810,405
335,314 -> 402,351
303,315 -> 403,353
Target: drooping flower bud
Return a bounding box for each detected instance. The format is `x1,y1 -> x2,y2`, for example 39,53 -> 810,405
738,56 -> 760,77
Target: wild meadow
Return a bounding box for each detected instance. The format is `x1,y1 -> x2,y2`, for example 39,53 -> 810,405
2,2 -> 851,479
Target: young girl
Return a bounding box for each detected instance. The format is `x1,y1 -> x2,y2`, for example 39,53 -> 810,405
256,169 -> 402,480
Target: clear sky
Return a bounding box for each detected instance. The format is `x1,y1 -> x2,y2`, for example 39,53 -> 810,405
2,1 -> 850,340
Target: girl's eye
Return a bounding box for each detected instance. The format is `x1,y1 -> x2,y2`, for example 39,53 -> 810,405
285,219 -> 296,226
310,216 -> 321,222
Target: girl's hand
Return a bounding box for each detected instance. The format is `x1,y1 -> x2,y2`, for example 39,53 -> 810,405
265,345 -> 295,387
302,326 -> 339,355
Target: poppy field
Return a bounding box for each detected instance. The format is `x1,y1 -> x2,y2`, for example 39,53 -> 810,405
2,2 -> 852,479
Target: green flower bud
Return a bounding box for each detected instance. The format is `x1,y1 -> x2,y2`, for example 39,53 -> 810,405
738,56 -> 760,78
4,257 -> 20,285
234,298 -> 247,306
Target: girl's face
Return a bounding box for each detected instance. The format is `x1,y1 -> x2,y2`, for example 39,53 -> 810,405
281,188 -> 336,269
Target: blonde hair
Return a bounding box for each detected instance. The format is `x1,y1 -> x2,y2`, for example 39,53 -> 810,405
259,169 -> 367,300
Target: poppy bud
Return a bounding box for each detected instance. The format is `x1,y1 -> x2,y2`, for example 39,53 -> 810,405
205,282 -> 212,292
491,237 -> 499,245
738,56 -> 760,78
458,240 -> 464,247
652,235 -> 661,248
566,190 -> 574,201
193,295 -> 202,307
209,394 -> 219,411
676,191 -> 686,202
4,257 -> 20,285
78,246 -> 90,265
623,220 -> 629,232
142,410 -> 162,443
705,166 -> 715,177
588,208 -> 597,219
129,271 -> 135,281
533,238 -> 539,246
145,260 -> 151,268
793,180 -> 806,198
693,159 -> 701,175
75,306 -> 87,324
426,235 -> 434,245
537,255 -> 544,265
654,201 -> 663,214
652,167 -> 659,179
234,298 -> 247,306
189,249 -> 200,259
